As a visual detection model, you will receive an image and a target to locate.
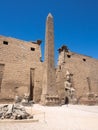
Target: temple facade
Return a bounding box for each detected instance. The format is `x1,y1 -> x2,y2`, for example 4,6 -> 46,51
0,14 -> 98,105
0,36 -> 43,103
56,45 -> 98,104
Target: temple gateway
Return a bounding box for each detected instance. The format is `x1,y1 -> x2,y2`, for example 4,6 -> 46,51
0,13 -> 98,105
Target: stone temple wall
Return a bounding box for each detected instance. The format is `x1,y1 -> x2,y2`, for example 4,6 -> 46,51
56,45 -> 98,104
0,35 -> 98,105
0,35 -> 43,102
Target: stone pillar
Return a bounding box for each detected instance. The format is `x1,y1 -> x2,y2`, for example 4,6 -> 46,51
41,13 -> 59,105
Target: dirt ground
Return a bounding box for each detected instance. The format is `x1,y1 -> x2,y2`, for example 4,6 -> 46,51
0,104 -> 98,130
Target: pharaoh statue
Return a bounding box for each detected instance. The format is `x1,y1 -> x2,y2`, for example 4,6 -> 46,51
64,70 -> 75,100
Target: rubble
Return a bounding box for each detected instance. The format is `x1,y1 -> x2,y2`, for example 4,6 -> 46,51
14,94 -> 34,106
0,104 -> 33,120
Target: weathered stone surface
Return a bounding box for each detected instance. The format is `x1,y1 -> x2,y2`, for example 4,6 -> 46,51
0,104 -> 33,120
41,13 -> 59,105
56,45 -> 98,104
0,35 -> 43,103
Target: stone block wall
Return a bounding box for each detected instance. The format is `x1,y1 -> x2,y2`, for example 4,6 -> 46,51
56,46 -> 98,104
0,36 -> 43,102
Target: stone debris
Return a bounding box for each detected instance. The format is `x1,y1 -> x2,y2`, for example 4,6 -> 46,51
14,94 -> 34,106
14,96 -> 21,103
0,104 -> 33,120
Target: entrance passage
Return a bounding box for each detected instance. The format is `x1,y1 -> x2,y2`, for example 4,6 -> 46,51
65,97 -> 69,104
30,68 -> 35,100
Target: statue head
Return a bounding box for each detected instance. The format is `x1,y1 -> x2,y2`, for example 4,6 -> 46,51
66,70 -> 70,81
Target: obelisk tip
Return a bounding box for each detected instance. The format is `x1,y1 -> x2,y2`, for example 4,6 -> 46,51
47,13 -> 53,18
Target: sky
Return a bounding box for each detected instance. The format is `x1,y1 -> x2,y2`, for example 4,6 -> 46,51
0,0 -> 98,63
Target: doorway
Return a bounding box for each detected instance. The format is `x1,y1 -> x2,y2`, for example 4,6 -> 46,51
65,96 -> 69,104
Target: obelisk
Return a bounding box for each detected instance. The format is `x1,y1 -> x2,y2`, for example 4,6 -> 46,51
41,13 -> 59,105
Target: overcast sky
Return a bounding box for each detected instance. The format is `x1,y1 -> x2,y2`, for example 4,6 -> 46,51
0,0 -> 98,63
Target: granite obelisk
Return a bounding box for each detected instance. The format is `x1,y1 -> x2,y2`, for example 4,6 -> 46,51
41,13 -> 59,105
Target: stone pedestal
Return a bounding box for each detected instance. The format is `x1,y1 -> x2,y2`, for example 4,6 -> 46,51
41,94 -> 60,106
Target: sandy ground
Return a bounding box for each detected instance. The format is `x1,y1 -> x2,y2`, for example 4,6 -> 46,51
0,104 -> 98,130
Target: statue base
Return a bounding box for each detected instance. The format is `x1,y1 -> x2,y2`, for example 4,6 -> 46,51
41,94 -> 60,106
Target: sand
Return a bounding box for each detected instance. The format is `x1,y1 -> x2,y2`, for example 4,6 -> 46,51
0,104 -> 98,130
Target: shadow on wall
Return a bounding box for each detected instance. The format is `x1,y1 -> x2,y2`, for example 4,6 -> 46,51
65,97 -> 69,104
